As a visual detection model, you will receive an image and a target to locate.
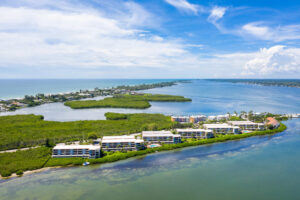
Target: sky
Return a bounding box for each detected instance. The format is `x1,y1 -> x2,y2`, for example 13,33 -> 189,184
1,0 -> 300,79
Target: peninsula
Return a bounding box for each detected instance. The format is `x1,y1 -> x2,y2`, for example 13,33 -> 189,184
0,111 -> 288,178
0,80 -> 187,112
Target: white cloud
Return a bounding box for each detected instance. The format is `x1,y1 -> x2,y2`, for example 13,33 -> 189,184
211,45 -> 300,77
208,6 -> 227,23
164,0 -> 200,14
242,22 -> 300,42
244,45 -> 300,74
0,3 -> 204,75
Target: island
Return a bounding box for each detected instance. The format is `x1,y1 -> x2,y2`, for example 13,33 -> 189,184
64,93 -> 192,109
0,111 -> 288,178
206,79 -> 300,88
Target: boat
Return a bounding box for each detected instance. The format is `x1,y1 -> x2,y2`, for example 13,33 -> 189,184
82,162 -> 90,166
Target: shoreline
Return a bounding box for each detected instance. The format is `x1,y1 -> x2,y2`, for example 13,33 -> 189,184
0,167 -> 62,180
0,80 -> 186,113
0,122 -> 287,180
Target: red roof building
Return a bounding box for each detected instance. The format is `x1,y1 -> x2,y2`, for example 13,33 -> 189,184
266,117 -> 280,128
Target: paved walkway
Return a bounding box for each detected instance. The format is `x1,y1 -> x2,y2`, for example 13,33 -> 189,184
0,146 -> 40,154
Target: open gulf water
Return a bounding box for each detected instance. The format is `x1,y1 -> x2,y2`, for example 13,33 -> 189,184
1,79 -> 300,200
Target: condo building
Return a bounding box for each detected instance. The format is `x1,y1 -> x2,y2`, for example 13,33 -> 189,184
101,135 -> 144,152
171,116 -> 190,123
142,131 -> 181,144
176,129 -> 214,139
189,115 -> 207,123
52,144 -> 101,158
227,121 -> 265,131
203,123 -> 241,134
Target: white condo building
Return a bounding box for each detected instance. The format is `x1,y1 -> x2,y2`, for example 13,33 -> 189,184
142,131 -> 181,144
203,123 -> 241,134
176,129 -> 214,139
227,121 -> 265,131
101,135 -> 144,151
52,144 -> 101,159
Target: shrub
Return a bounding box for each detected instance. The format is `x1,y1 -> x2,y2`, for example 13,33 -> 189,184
87,132 -> 98,139
16,170 -> 23,176
105,112 -> 128,120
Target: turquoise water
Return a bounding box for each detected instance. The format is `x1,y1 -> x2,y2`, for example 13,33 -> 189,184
1,79 -> 300,199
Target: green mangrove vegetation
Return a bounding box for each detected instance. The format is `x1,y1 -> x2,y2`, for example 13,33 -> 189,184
64,93 -> 192,109
0,147 -> 51,177
0,114 -> 173,151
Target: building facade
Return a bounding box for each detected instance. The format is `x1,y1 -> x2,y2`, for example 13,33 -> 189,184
142,131 -> 181,144
176,129 -> 214,139
171,116 -> 190,123
52,144 -> 101,158
101,135 -> 144,152
227,121 -> 265,131
189,115 -> 207,123
203,123 -> 241,134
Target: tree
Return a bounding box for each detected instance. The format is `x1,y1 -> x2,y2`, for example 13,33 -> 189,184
87,132 -> 98,140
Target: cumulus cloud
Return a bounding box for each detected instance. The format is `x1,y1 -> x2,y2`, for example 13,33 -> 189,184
211,45 -> 300,77
164,0 -> 200,14
244,45 -> 300,74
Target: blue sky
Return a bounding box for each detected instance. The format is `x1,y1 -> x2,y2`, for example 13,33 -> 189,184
1,0 -> 300,78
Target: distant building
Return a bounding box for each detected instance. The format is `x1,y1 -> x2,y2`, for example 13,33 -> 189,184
52,144 -> 101,159
189,115 -> 207,123
101,135 -> 144,152
207,116 -> 217,121
203,123 -> 241,134
227,121 -> 265,131
266,117 -> 280,128
142,131 -> 181,144
171,116 -> 190,123
11,101 -> 26,107
176,129 -> 214,139
216,115 -> 229,121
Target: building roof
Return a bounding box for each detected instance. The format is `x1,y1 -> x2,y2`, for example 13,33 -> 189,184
142,130 -> 174,137
102,138 -> 144,143
102,135 -> 135,140
228,121 -> 264,126
190,115 -> 206,118
53,144 -> 101,150
176,128 -> 212,132
203,123 -> 240,129
266,117 -> 280,126
171,116 -> 189,119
